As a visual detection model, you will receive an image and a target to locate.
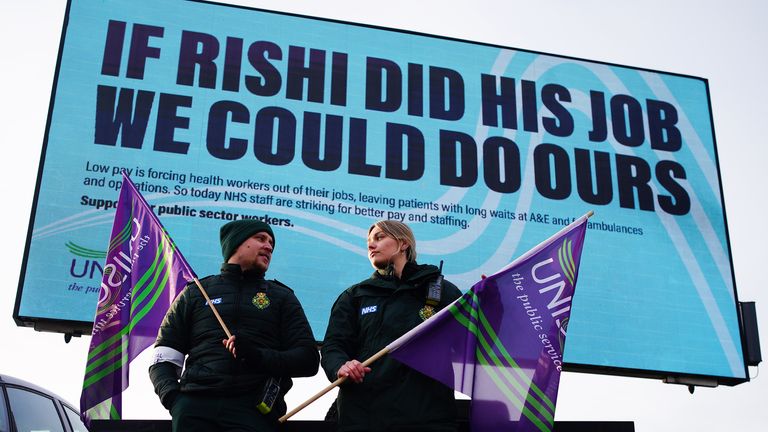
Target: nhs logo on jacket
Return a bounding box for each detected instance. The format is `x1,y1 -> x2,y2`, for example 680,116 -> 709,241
361,305 -> 377,315
206,297 -> 222,306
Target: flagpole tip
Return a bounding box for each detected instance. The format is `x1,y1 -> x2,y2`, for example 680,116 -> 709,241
586,210 -> 594,218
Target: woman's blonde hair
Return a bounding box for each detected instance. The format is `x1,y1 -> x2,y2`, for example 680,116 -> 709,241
368,220 -> 417,262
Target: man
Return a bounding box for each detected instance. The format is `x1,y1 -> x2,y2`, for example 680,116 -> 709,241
149,220 -> 319,431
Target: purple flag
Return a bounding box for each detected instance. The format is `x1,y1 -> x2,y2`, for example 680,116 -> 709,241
80,172 -> 195,423
388,214 -> 589,432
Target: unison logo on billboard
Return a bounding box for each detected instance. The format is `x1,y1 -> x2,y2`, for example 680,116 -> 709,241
67,241 -> 106,280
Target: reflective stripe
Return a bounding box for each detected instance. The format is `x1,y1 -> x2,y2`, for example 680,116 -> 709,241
151,346 -> 185,374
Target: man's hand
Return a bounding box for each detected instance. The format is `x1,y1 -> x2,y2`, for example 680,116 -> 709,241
337,360 -> 371,383
222,335 -> 237,358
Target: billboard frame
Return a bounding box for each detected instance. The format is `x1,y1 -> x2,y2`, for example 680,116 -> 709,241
13,0 -> 750,386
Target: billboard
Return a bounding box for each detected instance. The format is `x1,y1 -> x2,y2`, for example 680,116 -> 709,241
15,0 -> 747,384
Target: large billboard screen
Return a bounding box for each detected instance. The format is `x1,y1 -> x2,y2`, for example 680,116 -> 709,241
15,0 -> 747,384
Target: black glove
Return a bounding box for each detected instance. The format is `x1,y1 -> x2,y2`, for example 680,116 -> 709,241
163,389 -> 180,411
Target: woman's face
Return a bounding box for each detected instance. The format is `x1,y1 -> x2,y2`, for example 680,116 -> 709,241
367,226 -> 405,270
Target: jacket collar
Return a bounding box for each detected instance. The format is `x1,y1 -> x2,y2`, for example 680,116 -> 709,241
220,262 -> 266,281
366,261 -> 439,288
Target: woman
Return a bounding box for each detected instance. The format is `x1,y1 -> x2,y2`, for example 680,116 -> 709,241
321,220 -> 462,431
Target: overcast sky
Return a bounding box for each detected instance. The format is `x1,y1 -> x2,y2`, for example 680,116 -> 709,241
1,1 -> 766,430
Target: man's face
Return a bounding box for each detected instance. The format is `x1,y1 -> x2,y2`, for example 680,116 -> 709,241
228,231 -> 274,273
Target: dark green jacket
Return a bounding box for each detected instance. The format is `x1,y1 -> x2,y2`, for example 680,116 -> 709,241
321,262 -> 462,431
149,263 -> 319,418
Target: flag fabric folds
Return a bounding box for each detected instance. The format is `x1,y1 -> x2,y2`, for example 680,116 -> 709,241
80,172 -> 195,423
388,215 -> 589,432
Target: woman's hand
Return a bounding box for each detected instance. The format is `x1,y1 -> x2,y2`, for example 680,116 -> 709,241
337,360 -> 371,383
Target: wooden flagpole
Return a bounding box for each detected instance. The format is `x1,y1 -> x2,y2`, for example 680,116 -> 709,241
279,346 -> 391,423
191,277 -> 232,339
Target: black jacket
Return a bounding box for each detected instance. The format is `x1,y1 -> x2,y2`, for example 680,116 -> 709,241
149,263 -> 319,416
321,262 -> 462,431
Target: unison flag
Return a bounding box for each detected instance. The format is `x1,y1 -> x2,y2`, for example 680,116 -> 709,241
388,213 -> 590,431
80,172 -> 195,423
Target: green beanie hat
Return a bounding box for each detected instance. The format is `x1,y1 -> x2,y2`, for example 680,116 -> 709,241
220,219 -> 275,261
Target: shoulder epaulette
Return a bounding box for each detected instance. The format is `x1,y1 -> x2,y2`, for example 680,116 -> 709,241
197,274 -> 215,283
269,279 -> 294,292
